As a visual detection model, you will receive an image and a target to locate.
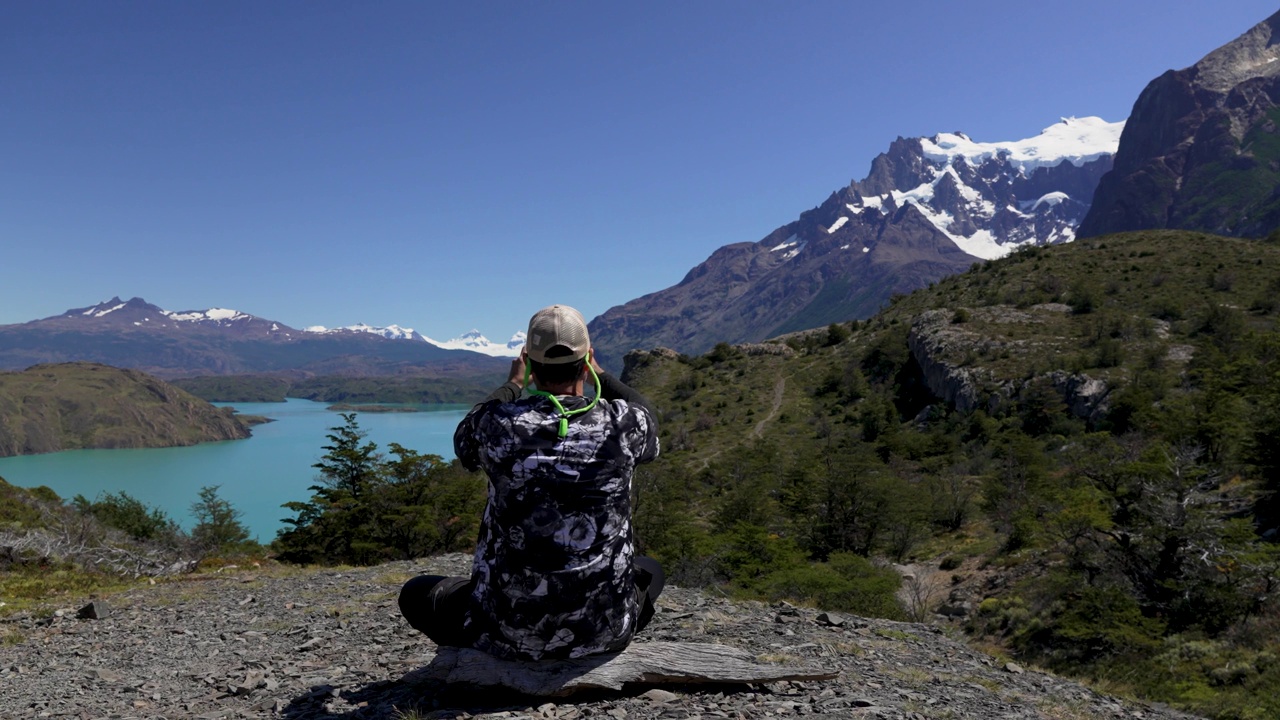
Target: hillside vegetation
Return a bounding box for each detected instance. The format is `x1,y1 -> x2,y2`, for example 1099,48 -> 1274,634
621,229 -> 1280,719
0,476 -> 259,616
0,363 -> 250,457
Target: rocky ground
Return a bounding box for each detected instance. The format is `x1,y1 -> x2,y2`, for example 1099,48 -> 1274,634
0,554 -> 1202,720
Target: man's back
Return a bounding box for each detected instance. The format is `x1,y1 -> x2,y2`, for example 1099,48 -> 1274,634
455,388 -> 658,660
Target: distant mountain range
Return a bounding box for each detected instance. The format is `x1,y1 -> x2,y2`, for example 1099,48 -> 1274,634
589,117 -> 1122,362
1081,10 -> 1280,239
0,297 -> 513,379
303,323 -> 525,357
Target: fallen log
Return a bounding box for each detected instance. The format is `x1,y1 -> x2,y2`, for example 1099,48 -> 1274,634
422,641 -> 837,696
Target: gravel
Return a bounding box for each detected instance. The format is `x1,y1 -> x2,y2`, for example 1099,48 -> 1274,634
0,554 -> 1204,720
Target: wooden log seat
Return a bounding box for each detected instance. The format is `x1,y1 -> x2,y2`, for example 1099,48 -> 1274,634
422,641 -> 837,696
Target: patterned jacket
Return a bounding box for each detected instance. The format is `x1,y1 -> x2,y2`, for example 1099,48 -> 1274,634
453,371 -> 659,660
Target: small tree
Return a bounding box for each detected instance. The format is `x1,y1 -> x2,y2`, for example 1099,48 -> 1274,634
276,416 -> 485,565
190,485 -> 251,554
313,413 -> 381,499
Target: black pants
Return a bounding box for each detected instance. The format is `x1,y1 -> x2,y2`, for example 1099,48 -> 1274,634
398,556 -> 666,649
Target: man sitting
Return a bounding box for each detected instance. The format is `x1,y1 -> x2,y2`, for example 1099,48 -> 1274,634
399,304 -> 662,660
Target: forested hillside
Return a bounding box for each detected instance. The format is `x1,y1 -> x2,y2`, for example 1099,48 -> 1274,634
622,229 -> 1280,719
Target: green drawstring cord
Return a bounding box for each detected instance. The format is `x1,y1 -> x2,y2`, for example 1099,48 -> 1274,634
523,358 -> 601,437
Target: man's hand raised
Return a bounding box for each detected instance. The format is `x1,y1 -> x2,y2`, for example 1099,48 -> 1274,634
508,350 -> 528,388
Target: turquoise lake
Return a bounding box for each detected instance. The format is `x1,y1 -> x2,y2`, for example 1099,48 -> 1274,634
0,399 -> 470,542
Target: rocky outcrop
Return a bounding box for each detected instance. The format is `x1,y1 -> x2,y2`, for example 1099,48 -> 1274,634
1080,11 -> 1280,238
907,308 -> 1111,423
0,554 -> 1203,719
907,310 -> 1005,414
1046,370 -> 1113,424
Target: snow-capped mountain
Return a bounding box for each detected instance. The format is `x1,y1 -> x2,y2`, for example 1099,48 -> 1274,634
590,117 -> 1122,363
52,297 -> 293,338
304,323 -> 428,342
852,116 -> 1123,259
423,330 -> 526,358
0,297 -> 513,378
304,324 -> 523,357
304,324 -> 526,357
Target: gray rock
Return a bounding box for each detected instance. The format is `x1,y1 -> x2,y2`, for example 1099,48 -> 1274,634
75,601 -> 109,620
641,689 -> 680,703
816,612 -> 847,627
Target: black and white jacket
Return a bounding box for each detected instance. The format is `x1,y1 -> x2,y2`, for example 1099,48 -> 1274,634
453,371 -> 659,661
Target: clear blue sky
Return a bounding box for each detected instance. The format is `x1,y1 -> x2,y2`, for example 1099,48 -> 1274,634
3,1 -> 1276,343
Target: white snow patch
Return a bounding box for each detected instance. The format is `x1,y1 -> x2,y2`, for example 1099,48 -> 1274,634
845,203 -> 864,215
770,234 -> 800,252
862,247 -> 870,253
164,308 -> 249,323
919,116 -> 1124,174
1030,192 -> 1070,211
93,303 -> 126,318
826,217 -> 849,234
894,191 -> 1012,259
862,195 -> 885,211
304,323 -> 419,341
840,244 -> 850,250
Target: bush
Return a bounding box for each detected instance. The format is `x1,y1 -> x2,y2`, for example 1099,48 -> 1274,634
72,491 -> 178,543
745,550 -> 905,620
826,323 -> 852,346
1068,280 -> 1099,314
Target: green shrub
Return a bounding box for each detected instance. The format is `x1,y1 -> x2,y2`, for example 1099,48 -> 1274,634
744,550 -> 905,621
72,491 -> 178,543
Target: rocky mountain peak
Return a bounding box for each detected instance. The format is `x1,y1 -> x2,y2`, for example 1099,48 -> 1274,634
63,296 -> 166,322
1080,11 -> 1280,239
1194,10 -> 1280,94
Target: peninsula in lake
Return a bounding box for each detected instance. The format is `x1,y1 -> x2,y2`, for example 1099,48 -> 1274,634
0,362 -> 250,457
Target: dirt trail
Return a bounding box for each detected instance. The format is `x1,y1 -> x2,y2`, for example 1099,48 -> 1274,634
751,376 -> 786,439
